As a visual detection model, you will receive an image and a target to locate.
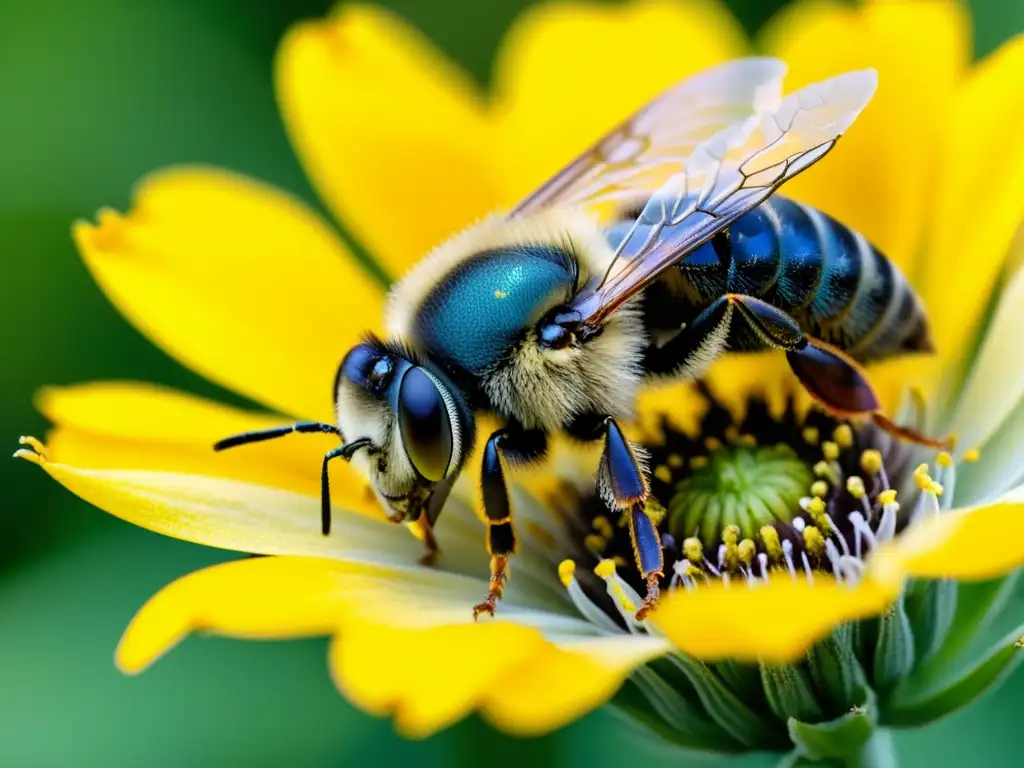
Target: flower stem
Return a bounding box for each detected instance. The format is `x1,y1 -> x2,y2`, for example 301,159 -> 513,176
841,729 -> 897,768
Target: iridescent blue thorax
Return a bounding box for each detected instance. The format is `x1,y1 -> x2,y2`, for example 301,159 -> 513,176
409,245 -> 577,376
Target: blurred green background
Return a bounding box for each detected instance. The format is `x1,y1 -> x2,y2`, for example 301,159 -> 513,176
2,0 -> 1022,765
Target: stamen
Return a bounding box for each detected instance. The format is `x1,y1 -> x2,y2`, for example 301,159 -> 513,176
860,449 -> 883,476
822,441 -> 840,462
757,552 -> 770,582
666,453 -> 685,469
803,426 -> 820,445
594,559 -> 645,632
813,460 -> 839,484
810,480 -> 830,498
559,560 -> 621,633
803,525 -> 826,559
654,465 -> 672,483
846,476 -> 866,499
690,455 -> 709,470
593,515 -> 614,540
963,448 -> 981,463
910,486 -> 941,525
876,494 -> 899,543
584,533 -> 608,555
759,525 -> 783,560
833,424 -> 854,449
781,539 -> 798,579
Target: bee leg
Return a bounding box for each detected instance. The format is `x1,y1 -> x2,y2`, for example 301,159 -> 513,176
473,426 -> 547,619
408,514 -> 440,566
727,294 -> 952,449
569,415 -> 664,619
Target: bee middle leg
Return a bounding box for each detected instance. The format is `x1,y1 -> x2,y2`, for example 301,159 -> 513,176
567,414 -> 664,619
473,424 -> 547,619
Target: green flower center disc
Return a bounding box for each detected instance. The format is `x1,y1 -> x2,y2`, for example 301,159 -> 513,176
667,443 -> 813,546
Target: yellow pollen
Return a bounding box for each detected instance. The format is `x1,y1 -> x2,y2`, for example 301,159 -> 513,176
654,465 -> 672,483
963,448 -> 981,463
494,289 -> 508,299
690,455 -> 709,470
878,489 -> 898,506
645,498 -> 667,524
724,425 -> 740,444
705,437 -> 723,452
937,451 -> 954,468
760,525 -> 783,559
558,559 -> 576,587
723,524 -> 740,545
929,480 -> 944,497
667,453 -> 684,468
584,533 -> 607,554
803,525 -> 826,558
860,449 -> 883,475
722,525 -> 741,570
846,476 -> 866,499
807,496 -> 826,516
739,433 -> 758,447
814,461 -> 838,482
822,441 -> 840,462
594,559 -> 618,579
18,435 -> 48,458
593,515 -> 614,539
738,538 -> 756,565
683,536 -> 704,563
803,426 -> 820,445
612,555 -> 629,569
810,480 -> 829,498
914,470 -> 933,490
833,424 -> 854,449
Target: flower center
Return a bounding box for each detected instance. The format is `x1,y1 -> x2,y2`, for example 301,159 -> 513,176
557,384 -> 958,613
667,442 -> 813,546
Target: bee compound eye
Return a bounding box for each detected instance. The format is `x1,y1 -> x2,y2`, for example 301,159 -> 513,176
397,367 -> 453,482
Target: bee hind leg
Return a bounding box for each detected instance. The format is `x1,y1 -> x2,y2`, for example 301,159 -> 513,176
727,294 -> 952,449
473,425 -> 547,619
569,415 -> 664,620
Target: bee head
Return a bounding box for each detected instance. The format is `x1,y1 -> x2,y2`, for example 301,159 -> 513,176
334,338 -> 473,522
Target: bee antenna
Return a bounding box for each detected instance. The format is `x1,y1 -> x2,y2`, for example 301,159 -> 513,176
213,421 -> 339,451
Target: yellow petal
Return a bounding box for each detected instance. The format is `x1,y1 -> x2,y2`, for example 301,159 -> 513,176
36,381 -> 377,517
276,5 -> 501,278
116,556 -> 353,674
872,496 -> 1024,581
481,634 -> 669,736
73,167 -> 382,423
652,573 -> 901,663
329,622 -> 546,739
761,0 -> 969,272
493,0 -> 746,202
947,254 -> 1024,450
14,448 -> 418,562
920,33 -> 1024,365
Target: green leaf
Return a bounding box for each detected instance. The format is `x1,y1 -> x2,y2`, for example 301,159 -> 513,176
872,596 -> 915,694
884,623 -> 1024,727
761,663 -> 824,724
666,654 -> 785,749
786,686 -> 877,761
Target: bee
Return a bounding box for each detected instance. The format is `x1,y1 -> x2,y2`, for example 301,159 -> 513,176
215,58 -> 945,619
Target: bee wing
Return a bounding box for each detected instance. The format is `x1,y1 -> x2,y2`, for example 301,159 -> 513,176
510,58 -> 789,216
569,69 -> 878,327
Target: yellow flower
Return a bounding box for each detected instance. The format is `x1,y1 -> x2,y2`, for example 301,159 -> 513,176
13,0 -> 1024,753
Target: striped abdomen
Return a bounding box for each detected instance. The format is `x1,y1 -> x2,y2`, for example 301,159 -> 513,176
663,196 -> 932,362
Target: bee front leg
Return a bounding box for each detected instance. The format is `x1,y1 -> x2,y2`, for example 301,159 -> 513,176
473,425 -> 547,619
569,415 -> 664,620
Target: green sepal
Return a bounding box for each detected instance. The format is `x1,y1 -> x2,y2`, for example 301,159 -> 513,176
613,665 -> 736,751
884,622 -> 1024,727
760,663 -> 824,724
786,685 -> 878,761
807,625 -> 867,714
872,595 -> 915,694
903,572 -> 1018,700
714,659 -> 765,705
666,654 -> 785,749
904,577 -> 957,667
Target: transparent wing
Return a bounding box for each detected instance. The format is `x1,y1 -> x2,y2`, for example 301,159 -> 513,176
510,58 -> 788,216
569,69 -> 878,328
